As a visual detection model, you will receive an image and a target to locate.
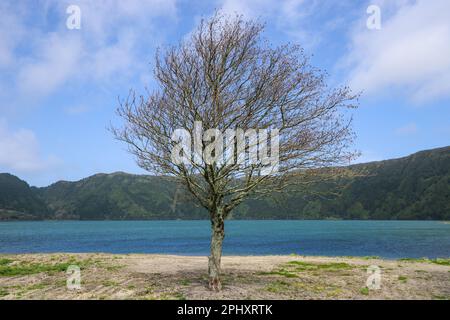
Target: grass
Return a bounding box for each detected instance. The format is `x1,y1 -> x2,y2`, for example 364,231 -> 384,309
258,269 -> 298,278
170,292 -> 186,300
144,286 -> 154,295
102,280 -> 118,287
285,261 -> 353,272
360,287 -> 369,295
157,292 -> 186,300
346,256 -> 380,260
432,258 -> 450,266
0,287 -> 8,297
266,280 -> 291,293
326,288 -> 343,298
398,258 -> 450,266
0,262 -> 73,276
433,295 -> 450,300
105,265 -> 124,272
27,282 -> 49,290
0,258 -> 13,266
180,279 -> 191,286
0,258 -> 93,277
361,256 -> 380,260
398,258 -> 427,262
257,261 -> 354,282
398,275 -> 408,283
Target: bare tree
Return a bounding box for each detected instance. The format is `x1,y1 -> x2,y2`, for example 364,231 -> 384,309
112,13 -> 358,291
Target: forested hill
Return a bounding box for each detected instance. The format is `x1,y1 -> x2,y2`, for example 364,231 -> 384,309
0,173 -> 50,220
0,146 -> 449,220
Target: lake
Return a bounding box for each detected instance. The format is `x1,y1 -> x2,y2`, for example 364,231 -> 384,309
0,220 -> 449,258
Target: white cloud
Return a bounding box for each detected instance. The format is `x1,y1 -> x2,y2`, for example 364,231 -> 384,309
220,0 -> 276,17
86,30 -> 136,81
75,0 -> 177,42
346,0 -> 450,103
0,3 -> 25,68
0,119 -> 61,173
0,0 -> 178,100
395,122 -> 417,136
219,0 -> 310,46
219,0 -> 354,51
17,33 -> 83,96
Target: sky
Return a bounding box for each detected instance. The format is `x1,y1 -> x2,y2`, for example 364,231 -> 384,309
0,0 -> 449,187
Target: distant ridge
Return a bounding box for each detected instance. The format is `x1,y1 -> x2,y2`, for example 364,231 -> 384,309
1,146 -> 449,220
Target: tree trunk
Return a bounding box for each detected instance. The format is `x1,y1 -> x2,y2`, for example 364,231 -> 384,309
208,214 -> 225,291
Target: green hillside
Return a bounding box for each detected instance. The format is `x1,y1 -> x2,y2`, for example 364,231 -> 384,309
0,173 -> 50,220
35,173 -> 202,220
0,146 -> 449,220
235,146 -> 450,220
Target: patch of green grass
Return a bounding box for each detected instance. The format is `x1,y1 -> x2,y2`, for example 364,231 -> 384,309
55,279 -> 68,287
105,265 -> 124,272
346,256 -> 379,260
0,259 -> 93,277
433,295 -> 449,300
102,280 -> 118,287
279,271 -> 298,278
0,287 -> 8,297
257,269 -> 298,278
180,279 -> 191,286
398,258 -> 450,266
326,288 -> 343,297
286,261 -> 353,272
259,261 -> 354,280
361,256 -> 380,260
0,262 -> 69,277
0,258 -> 13,266
171,292 -> 186,300
144,286 -> 154,295
398,275 -> 408,283
158,292 -> 186,300
266,280 -> 291,293
432,258 -> 450,266
360,287 -> 369,295
27,282 -> 49,290
398,258 -> 427,262
127,284 -> 136,290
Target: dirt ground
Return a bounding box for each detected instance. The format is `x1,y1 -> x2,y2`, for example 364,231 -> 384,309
0,253 -> 449,300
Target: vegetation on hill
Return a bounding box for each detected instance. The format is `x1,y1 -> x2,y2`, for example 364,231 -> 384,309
237,146 -> 450,220
0,146 -> 449,220
35,173 -> 201,220
0,174 -> 49,220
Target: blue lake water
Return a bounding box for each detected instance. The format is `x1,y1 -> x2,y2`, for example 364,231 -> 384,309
0,220 -> 449,258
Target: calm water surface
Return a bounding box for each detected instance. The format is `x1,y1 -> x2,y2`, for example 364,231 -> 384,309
0,220 -> 449,258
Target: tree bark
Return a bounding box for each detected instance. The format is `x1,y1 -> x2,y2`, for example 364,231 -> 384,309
208,214 -> 225,291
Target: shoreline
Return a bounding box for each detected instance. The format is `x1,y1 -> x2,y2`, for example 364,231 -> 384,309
1,253 -> 449,300
1,219 -> 449,222
1,252 -> 449,260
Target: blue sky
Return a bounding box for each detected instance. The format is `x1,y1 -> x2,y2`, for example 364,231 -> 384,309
0,0 -> 449,186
